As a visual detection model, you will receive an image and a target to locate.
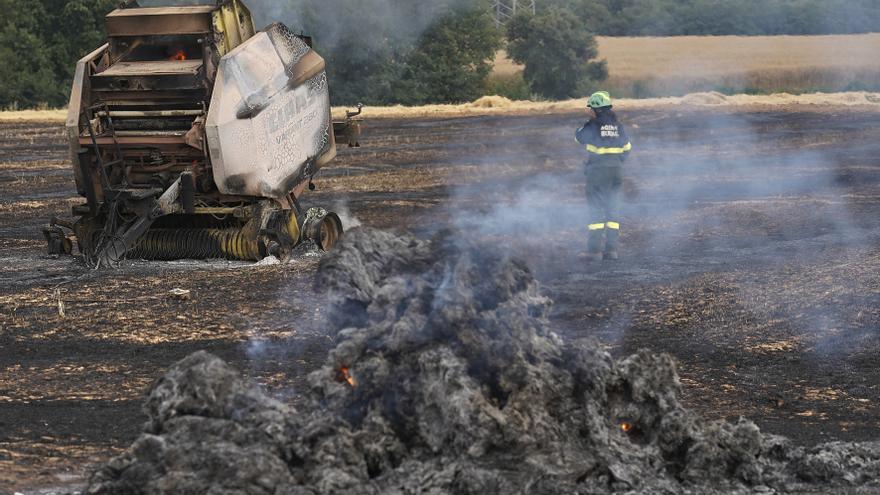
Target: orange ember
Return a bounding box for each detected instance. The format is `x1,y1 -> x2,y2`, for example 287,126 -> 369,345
620,422 -> 633,433
338,367 -> 356,387
171,50 -> 187,61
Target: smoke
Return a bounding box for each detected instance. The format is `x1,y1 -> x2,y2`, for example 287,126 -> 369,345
85,231 -> 880,494
135,0 -> 472,37
332,200 -> 361,230
141,0 -> 875,445
137,0 -> 214,7
438,104 -> 876,366
134,0 -> 295,29
271,0 -> 476,48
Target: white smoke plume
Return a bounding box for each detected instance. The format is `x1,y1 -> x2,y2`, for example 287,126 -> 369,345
332,200 -> 362,230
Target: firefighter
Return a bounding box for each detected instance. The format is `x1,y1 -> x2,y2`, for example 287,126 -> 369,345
575,91 -> 632,261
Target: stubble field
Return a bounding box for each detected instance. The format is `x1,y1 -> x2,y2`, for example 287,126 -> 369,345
1,100 -> 880,492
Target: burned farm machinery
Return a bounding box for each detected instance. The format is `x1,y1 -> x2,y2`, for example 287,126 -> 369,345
44,0 -> 363,266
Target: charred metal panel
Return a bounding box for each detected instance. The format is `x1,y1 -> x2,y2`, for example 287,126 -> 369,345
98,60 -> 203,77
91,77 -> 204,92
67,44 -> 110,198
106,7 -> 215,36
206,23 -> 336,199
91,60 -> 205,92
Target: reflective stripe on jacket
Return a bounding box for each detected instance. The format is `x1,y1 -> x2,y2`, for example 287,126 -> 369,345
575,110 -> 632,163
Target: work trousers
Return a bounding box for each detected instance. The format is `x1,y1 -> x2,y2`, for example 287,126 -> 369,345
585,164 -> 622,254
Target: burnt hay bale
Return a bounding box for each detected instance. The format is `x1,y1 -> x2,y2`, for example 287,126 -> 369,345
88,227 -> 880,495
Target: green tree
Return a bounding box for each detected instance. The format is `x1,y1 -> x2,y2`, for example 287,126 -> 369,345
48,0 -> 116,97
0,1 -> 57,108
506,6 -> 607,99
297,0 -> 502,105
3,0 -> 880,109
0,0 -> 115,108
395,8 -> 502,105
542,0 -> 880,36
298,0 -> 416,105
308,6 -> 408,105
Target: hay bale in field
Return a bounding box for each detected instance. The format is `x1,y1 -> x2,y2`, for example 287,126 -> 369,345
470,95 -> 514,108
682,91 -> 729,105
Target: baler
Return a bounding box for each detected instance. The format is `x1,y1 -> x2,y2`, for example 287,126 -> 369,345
44,1 -> 362,266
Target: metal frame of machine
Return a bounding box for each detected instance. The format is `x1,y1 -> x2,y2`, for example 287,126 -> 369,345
44,0 -> 362,266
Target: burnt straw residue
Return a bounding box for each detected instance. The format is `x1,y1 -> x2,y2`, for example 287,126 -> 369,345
88,228 -> 879,494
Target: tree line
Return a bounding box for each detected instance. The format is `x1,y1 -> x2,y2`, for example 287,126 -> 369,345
1,0 -> 878,109
0,0 -> 116,109
553,0 -> 880,37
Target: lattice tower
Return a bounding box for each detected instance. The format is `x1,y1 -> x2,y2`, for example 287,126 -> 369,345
492,0 -> 536,26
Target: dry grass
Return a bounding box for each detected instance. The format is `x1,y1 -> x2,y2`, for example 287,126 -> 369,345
3,92 -> 878,123
0,108 -> 67,122
492,50 -> 523,77
336,92 -> 880,118
497,33 -> 880,97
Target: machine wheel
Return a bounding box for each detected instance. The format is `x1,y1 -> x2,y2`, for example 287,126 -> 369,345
317,213 -> 343,251
303,208 -> 344,252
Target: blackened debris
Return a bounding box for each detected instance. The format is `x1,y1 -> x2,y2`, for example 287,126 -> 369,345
88,228 -> 880,494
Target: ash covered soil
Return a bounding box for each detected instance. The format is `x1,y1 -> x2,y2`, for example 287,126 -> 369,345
1,107 -> 879,492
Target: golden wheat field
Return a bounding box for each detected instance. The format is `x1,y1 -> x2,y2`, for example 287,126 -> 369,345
4,34 -> 880,122
495,33 -> 880,97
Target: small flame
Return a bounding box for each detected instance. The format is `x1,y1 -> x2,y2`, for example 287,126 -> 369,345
620,422 -> 633,433
338,367 -> 356,387
171,50 -> 187,61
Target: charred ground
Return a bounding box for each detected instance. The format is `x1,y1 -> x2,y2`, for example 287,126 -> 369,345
1,107 -> 879,491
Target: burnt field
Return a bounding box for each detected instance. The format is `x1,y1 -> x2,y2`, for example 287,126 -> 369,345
1,107 -> 880,491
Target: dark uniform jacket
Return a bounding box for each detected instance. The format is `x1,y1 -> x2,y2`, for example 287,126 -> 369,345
575,110 -> 632,167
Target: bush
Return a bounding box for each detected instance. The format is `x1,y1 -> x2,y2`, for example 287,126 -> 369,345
393,8 -> 502,105
484,73 -> 533,101
0,0 -> 115,109
506,6 -> 607,100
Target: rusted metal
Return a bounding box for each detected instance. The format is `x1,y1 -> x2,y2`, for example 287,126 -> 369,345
191,207 -> 241,215
333,103 -> 364,148
91,61 -> 205,92
78,136 -> 189,146
112,131 -> 188,137
43,225 -> 73,255
98,110 -> 204,118
302,208 -> 343,252
105,7 -> 215,37
48,1 -> 361,265
67,44 -> 109,198
97,60 -> 203,77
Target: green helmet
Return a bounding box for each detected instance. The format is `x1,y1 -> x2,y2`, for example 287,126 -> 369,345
588,91 -> 612,109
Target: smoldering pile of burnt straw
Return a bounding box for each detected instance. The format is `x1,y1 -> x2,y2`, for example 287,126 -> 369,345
88,228 -> 880,494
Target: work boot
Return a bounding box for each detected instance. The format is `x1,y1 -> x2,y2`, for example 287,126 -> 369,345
581,251 -> 603,262
604,222 -> 619,261
586,228 -> 605,256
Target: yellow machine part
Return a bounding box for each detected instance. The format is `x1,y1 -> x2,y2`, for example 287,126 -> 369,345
129,228 -> 263,261
287,213 -> 301,243
127,210 -> 302,262
213,0 -> 257,56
